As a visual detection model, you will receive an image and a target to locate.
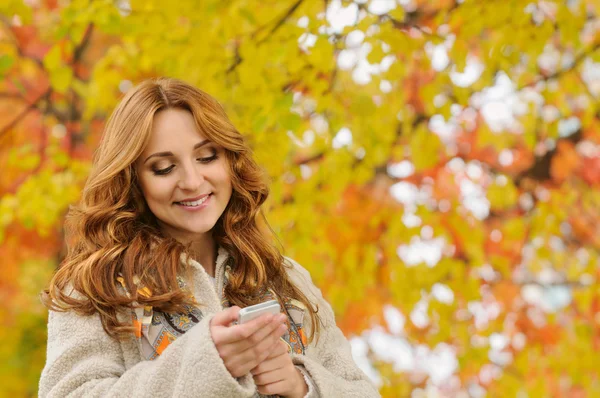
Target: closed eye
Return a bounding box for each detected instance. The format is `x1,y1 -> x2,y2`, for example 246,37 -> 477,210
152,165 -> 175,175
197,154 -> 218,164
152,154 -> 218,176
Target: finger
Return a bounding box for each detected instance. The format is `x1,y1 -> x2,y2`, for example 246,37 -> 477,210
246,313 -> 288,345
222,312 -> 287,351
252,340 -> 289,374
244,312 -> 287,333
257,379 -> 288,396
253,367 -> 286,386
251,349 -> 288,376
239,321 -> 287,359
264,339 -> 289,359
224,323 -> 287,372
211,306 -> 240,327
215,312 -> 280,346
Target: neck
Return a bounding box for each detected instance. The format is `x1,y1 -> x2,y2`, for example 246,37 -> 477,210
189,238 -> 218,277
159,222 -> 218,276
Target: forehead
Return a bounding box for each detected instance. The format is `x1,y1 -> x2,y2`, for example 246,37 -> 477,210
144,108 -> 207,151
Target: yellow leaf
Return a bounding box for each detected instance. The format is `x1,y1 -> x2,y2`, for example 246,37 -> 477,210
49,67 -> 73,94
410,125 -> 441,171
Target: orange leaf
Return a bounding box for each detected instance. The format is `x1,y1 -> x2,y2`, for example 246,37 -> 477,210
550,141 -> 581,182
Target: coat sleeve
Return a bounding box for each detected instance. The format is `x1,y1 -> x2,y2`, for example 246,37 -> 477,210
39,307 -> 256,398
285,259 -> 380,398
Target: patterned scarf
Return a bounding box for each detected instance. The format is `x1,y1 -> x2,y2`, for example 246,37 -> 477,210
116,258 -> 307,361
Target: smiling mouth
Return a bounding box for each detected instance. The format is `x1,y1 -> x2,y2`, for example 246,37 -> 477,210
174,193 -> 212,207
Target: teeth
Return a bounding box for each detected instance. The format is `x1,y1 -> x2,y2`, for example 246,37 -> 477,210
179,195 -> 209,207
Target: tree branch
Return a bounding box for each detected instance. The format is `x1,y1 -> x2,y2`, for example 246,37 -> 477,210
254,0 -> 304,45
0,92 -> 24,99
63,23 -> 94,154
72,23 -> 94,71
226,43 -> 243,74
0,88 -> 51,142
268,0 -> 304,37
518,41 -> 600,90
361,0 -> 461,41
0,16 -> 44,68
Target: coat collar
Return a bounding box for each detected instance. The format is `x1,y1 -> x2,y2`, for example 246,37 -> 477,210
180,246 -> 231,312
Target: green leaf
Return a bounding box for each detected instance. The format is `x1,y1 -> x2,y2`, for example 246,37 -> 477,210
0,55 -> 15,74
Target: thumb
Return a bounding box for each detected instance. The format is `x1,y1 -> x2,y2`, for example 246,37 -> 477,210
211,306 -> 240,327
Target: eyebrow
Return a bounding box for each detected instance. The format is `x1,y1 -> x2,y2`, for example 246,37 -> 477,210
143,139 -> 210,164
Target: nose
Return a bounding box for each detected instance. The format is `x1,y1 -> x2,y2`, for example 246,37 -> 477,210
176,162 -> 204,191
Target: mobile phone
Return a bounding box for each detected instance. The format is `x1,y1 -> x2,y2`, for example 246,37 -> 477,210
238,299 -> 281,324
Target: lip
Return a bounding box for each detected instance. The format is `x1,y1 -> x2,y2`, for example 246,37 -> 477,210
174,193 -> 212,203
174,193 -> 212,211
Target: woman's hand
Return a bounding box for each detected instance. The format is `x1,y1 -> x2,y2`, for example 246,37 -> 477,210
251,340 -> 309,398
210,306 -> 288,378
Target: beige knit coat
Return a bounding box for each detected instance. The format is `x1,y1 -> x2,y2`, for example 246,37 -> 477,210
39,250 -> 380,397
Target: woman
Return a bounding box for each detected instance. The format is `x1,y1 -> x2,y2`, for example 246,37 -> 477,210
39,78 -> 379,398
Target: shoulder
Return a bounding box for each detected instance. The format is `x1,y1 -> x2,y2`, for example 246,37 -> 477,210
282,257 -> 314,289
282,257 -> 328,311
46,283 -> 129,335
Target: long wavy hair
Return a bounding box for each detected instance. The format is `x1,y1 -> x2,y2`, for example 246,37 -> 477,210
42,77 -> 320,342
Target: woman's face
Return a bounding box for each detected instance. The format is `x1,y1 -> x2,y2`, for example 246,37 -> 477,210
136,108 -> 233,244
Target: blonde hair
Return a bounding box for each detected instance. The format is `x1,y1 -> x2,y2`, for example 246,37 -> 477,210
42,78 -> 320,341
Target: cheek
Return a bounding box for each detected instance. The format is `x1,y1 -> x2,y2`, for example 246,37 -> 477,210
217,168 -> 233,193
139,176 -> 174,205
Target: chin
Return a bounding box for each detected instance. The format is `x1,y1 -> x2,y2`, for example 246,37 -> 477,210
177,224 -> 213,235
156,219 -> 216,240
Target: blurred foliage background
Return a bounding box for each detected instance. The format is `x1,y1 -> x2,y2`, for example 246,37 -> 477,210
1,0 -> 600,396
